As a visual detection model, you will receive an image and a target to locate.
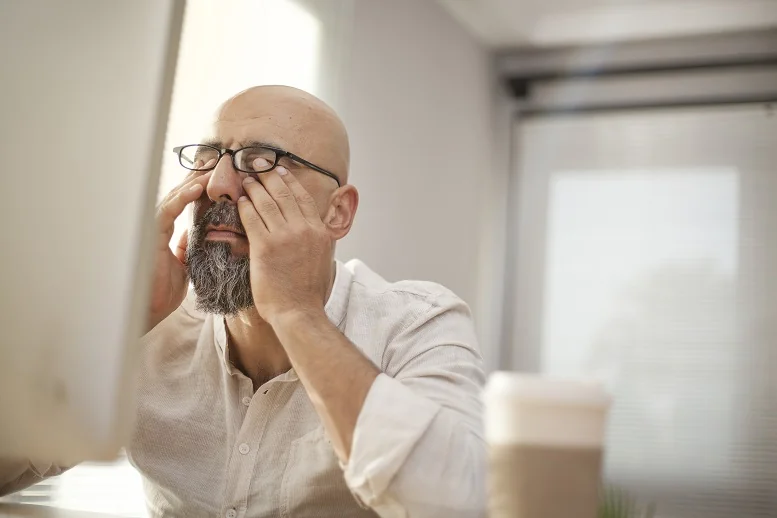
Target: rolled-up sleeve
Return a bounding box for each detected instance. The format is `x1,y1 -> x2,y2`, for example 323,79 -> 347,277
343,292 -> 486,518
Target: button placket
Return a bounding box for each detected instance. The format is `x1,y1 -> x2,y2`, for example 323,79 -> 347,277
223,381 -> 280,515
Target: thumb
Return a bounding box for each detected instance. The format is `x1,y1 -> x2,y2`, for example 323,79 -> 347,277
174,229 -> 189,264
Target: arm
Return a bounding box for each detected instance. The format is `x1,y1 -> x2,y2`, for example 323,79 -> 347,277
274,296 -> 485,518
0,459 -> 68,497
271,310 -> 379,461
237,169 -> 485,516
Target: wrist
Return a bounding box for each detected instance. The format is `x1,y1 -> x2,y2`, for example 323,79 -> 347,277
267,306 -> 328,332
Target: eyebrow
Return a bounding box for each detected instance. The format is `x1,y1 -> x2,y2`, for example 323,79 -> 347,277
201,138 -> 285,150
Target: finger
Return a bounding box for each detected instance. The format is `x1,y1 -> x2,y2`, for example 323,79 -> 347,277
277,165 -> 323,222
174,229 -> 189,264
170,157 -> 212,191
179,159 -> 206,183
254,160 -> 303,222
176,157 -> 216,187
157,173 -> 210,233
160,157 -> 214,206
237,195 -> 268,237
161,168 -> 212,207
242,176 -> 285,231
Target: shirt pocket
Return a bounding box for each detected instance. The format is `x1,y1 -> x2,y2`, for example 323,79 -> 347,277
280,426 -> 375,518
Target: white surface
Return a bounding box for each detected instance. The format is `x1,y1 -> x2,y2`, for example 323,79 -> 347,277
509,104 -> 777,515
0,0 -> 183,463
484,372 -> 610,446
0,503 -> 120,518
53,456 -> 146,517
437,0 -> 777,47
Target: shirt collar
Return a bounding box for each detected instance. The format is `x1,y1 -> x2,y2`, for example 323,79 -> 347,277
325,259 -> 352,332
212,259 -> 352,375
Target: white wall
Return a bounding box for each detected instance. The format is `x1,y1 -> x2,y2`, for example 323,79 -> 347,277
336,0 -> 497,341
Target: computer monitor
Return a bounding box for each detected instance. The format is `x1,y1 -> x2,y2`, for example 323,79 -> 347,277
0,0 -> 185,464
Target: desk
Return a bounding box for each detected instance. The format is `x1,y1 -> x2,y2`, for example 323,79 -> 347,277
0,504 -> 120,518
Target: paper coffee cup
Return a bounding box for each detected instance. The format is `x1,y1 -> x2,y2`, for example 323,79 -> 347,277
484,372 -> 611,518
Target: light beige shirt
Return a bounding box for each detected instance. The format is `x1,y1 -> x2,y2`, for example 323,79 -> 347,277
1,259 -> 486,518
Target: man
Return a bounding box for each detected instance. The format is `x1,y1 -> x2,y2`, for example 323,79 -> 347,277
0,86 -> 485,517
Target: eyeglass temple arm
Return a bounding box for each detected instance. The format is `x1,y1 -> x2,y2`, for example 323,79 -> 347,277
172,146 -> 194,165
285,152 -> 341,187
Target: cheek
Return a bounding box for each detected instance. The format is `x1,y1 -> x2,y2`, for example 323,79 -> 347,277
314,193 -> 330,217
296,177 -> 331,218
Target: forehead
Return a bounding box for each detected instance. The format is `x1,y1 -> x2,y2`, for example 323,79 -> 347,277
206,87 -> 349,182
210,92 -> 317,154
210,118 -> 296,152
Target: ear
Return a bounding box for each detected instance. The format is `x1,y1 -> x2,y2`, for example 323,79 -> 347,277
323,185 -> 359,240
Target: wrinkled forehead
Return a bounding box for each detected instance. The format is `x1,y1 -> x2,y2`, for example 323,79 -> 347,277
211,98 -> 309,153
206,87 -> 350,182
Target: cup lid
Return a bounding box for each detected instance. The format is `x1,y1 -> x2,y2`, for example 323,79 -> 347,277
484,372 -> 612,446
484,372 -> 611,408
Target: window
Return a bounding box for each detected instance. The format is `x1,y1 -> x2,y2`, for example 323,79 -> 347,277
544,169 -> 739,482
508,104 -> 777,517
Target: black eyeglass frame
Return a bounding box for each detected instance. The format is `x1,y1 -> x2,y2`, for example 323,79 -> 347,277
172,144 -> 342,187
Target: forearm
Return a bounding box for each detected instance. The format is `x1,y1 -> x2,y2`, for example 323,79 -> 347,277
271,310 -> 379,462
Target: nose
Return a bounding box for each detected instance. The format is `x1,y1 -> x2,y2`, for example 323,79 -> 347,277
205,154 -> 246,203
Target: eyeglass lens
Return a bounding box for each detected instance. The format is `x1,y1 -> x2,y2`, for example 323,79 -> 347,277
179,145 -> 277,173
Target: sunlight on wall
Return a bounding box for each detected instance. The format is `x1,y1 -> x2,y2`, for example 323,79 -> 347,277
160,0 -> 322,247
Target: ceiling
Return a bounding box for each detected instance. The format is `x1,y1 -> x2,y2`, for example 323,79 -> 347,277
437,0 -> 777,48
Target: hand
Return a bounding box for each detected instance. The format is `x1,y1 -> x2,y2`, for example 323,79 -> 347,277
237,166 -> 332,324
146,165 -> 213,332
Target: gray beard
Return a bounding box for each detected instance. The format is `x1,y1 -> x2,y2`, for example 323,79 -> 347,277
186,201 -> 254,315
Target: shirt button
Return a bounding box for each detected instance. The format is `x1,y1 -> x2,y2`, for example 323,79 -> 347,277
225,509 -> 237,518
241,396 -> 251,406
238,443 -> 250,455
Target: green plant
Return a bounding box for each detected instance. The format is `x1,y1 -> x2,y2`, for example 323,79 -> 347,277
599,486 -> 656,518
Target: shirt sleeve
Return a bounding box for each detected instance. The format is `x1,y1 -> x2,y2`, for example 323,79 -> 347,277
0,459 -> 69,497
343,292 -> 487,518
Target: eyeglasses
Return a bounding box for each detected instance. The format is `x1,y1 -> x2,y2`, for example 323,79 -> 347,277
172,144 -> 341,187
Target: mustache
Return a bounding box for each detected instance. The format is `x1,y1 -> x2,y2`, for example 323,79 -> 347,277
192,201 -> 246,239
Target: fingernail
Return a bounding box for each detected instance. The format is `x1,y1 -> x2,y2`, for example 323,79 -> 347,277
203,158 -> 217,168
243,176 -> 256,184
238,196 -> 248,202
253,158 -> 270,168
277,166 -> 288,175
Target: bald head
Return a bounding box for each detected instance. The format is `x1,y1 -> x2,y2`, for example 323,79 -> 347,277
215,85 -> 350,185
186,86 -> 359,315
193,84 -> 359,256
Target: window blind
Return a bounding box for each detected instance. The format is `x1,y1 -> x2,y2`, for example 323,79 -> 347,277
507,103 -> 777,517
